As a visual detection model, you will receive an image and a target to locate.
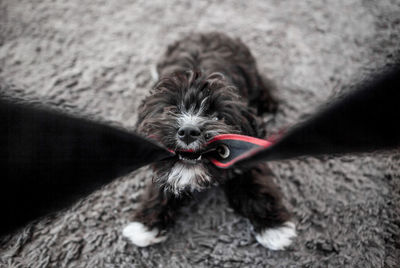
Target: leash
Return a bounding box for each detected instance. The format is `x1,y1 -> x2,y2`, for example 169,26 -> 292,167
172,134 -> 274,168
0,99 -> 174,235
168,64 -> 400,168
205,134 -> 272,168
1,64 -> 399,235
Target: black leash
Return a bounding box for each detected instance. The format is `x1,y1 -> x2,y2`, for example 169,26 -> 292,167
205,64 -> 400,167
1,64 -> 399,235
0,101 -> 173,235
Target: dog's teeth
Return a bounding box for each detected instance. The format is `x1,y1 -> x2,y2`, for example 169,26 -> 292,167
196,155 -> 202,160
179,155 -> 183,160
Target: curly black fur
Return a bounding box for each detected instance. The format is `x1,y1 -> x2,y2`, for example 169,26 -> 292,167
130,32 -> 291,243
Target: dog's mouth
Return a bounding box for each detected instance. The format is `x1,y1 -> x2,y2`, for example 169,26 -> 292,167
176,150 -> 203,164
175,146 -> 218,164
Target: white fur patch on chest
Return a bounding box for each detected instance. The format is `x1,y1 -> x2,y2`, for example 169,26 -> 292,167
166,162 -> 210,194
255,221 -> 297,250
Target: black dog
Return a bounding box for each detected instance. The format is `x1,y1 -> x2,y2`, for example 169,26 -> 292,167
123,32 -> 296,250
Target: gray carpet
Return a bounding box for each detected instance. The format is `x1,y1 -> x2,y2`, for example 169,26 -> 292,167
1,0 -> 400,267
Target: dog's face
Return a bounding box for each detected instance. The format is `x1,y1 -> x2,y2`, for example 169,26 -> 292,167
138,71 -> 261,195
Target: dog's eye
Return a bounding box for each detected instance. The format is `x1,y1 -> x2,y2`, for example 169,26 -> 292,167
213,115 -> 223,121
165,107 -> 178,114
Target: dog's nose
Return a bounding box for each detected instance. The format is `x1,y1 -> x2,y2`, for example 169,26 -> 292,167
177,125 -> 201,145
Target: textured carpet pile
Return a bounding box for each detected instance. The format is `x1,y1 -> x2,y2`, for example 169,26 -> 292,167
0,0 -> 399,267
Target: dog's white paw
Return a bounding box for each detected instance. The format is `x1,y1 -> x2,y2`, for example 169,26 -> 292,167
122,222 -> 167,247
255,221 -> 297,250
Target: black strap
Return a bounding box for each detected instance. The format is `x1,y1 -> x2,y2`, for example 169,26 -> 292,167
225,65 -> 400,167
0,100 -> 173,235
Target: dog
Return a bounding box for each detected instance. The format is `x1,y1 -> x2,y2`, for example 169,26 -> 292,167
122,32 -> 296,250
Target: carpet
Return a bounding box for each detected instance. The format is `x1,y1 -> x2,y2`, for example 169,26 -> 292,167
0,0 -> 399,267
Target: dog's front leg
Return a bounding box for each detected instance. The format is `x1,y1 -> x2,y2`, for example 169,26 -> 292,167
122,179 -> 186,247
224,165 -> 297,250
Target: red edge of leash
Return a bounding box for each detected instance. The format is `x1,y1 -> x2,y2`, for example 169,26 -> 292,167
206,134 -> 272,147
206,134 -> 273,168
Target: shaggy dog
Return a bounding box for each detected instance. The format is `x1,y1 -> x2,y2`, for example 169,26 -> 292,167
123,32 -> 296,250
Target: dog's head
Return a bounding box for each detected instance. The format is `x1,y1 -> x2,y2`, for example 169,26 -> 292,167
138,70 -> 263,195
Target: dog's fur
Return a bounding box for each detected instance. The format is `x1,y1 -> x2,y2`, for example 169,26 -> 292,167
123,32 -> 296,250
